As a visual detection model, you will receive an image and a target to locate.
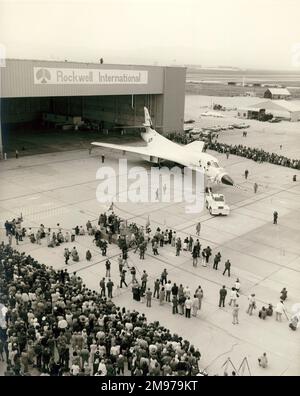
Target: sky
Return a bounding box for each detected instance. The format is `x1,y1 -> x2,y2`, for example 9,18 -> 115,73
1,0 -> 300,70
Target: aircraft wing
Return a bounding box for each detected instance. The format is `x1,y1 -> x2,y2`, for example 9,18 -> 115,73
91,141 -> 151,156
91,141 -> 185,164
184,140 -> 205,152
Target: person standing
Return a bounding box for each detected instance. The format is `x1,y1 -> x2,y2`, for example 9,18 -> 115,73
192,295 -> 199,317
195,239 -> 201,257
275,300 -> 287,321
229,288 -> 238,306
246,294 -> 256,315
141,270 -> 148,290
219,286 -> 227,307
86,250 -> 92,261
139,243 -> 146,260
146,288 -> 152,307
152,240 -> 159,255
234,278 -> 240,293
178,294 -> 186,315
64,248 -> 70,265
223,260 -> 231,277
168,229 -> 173,244
205,246 -> 212,264
36,230 -> 41,245
232,304 -> 239,325
254,182 -> 258,194
160,269 -> 168,285
185,297 -> 192,318
213,252 -> 221,270
172,295 -> 178,314
188,236 -> 194,252
106,279 -> 114,299
176,238 -> 182,256
159,287 -> 165,305
130,266 -> 137,282
120,270 -> 128,288
99,278 -> 106,297
171,232 -> 176,247
195,286 -> 204,310
15,149 -> 19,159
165,281 -> 172,302
244,169 -> 249,179
153,279 -> 160,299
171,283 -> 178,299
280,288 -> 288,301
196,222 -> 201,236
273,211 -> 278,225
105,260 -> 111,278
71,247 -> 79,262
118,255 -> 124,274
192,246 -> 198,267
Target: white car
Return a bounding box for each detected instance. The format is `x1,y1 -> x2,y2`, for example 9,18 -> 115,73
205,189 -> 230,216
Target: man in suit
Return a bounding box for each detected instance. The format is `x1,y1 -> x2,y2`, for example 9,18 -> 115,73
213,252 -> 221,270
219,285 -> 227,307
223,260 -> 231,277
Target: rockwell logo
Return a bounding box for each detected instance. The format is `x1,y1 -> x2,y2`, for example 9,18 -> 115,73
35,68 -> 51,83
33,67 -> 148,85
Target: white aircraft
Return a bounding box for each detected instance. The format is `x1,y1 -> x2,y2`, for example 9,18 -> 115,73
91,107 -> 234,186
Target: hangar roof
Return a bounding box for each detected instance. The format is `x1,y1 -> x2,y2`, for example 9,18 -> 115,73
264,88 -> 291,96
249,100 -> 300,113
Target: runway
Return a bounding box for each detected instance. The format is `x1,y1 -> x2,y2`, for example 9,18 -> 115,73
0,148 -> 300,376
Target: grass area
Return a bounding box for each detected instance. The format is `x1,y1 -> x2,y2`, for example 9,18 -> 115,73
2,126 -> 141,157
186,83 -> 300,98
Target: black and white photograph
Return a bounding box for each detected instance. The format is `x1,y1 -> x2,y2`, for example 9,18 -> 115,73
0,0 -> 300,380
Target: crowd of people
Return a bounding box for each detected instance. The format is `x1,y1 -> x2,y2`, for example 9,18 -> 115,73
167,129 -> 300,170
0,243 -> 204,376
207,141 -> 300,170
1,204 -> 298,377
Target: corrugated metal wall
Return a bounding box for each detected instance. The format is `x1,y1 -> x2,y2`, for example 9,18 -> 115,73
1,59 -> 164,98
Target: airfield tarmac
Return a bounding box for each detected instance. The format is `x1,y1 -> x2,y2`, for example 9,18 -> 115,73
0,145 -> 300,376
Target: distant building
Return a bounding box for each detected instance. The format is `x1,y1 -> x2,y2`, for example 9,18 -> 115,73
237,100 -> 300,122
264,88 -> 291,100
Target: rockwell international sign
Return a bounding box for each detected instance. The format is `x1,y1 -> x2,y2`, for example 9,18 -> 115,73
33,67 -> 148,85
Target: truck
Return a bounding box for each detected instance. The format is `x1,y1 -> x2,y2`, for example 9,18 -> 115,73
205,188 -> 230,216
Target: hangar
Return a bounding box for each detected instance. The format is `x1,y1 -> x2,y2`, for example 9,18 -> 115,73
237,99 -> 300,122
0,59 -> 186,157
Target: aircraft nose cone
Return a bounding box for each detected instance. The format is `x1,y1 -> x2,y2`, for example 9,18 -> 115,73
221,175 -> 234,186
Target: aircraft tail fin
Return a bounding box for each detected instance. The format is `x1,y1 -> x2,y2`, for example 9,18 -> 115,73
143,107 -> 152,128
